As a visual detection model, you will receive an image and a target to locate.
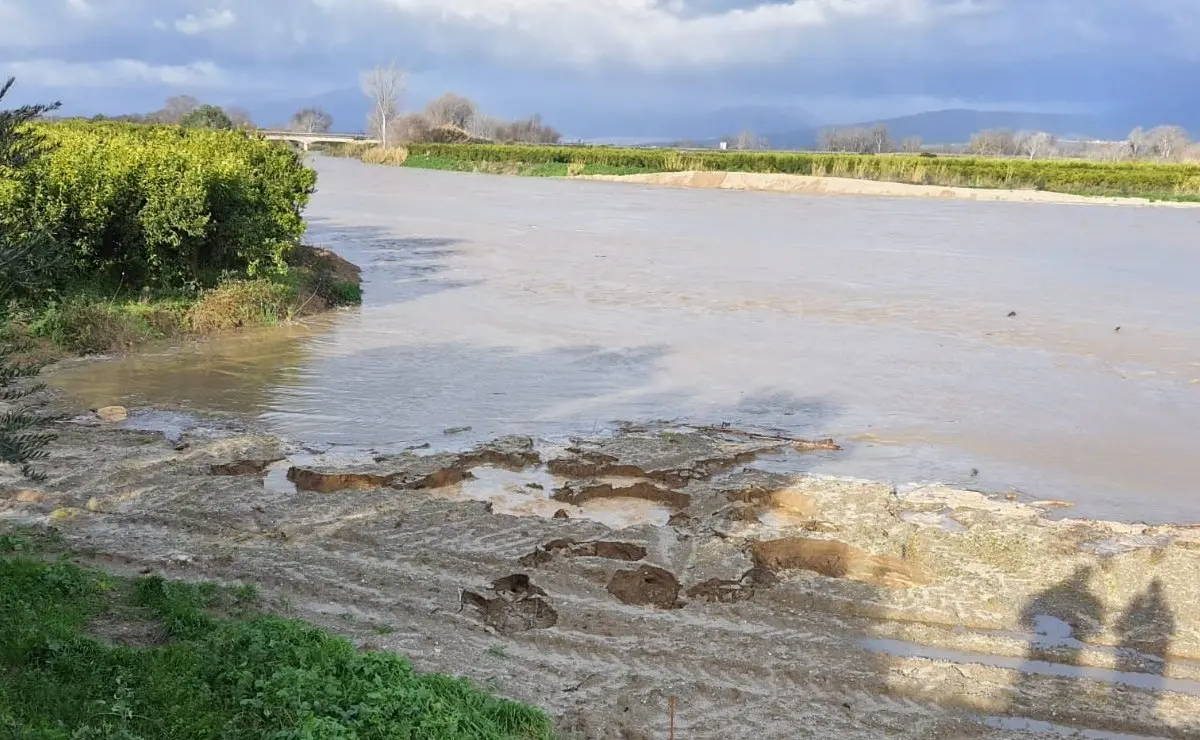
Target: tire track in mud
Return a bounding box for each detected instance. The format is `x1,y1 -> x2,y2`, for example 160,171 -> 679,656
57,515 -> 1175,739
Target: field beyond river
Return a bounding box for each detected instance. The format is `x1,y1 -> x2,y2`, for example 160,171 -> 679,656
12,155 -> 1200,738
332,141 -> 1200,203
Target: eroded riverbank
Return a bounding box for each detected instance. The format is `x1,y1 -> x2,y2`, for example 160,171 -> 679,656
2,413 -> 1197,738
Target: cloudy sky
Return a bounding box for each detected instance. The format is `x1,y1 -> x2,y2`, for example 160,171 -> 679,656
1,0 -> 1197,137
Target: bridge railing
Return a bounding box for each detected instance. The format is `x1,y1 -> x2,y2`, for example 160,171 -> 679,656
257,130 -> 374,140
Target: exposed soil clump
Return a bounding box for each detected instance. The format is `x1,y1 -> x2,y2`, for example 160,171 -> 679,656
520,538 -> 647,567
607,565 -> 683,609
749,537 -> 929,588
726,485 -> 818,517
458,435 -> 541,470
209,458 -> 283,477
687,568 -> 780,604
553,481 -> 690,509
460,573 -> 558,633
547,429 -> 787,487
287,453 -> 473,493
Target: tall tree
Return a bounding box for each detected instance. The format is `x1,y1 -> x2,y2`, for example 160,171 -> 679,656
290,107 -> 334,133
360,62 -> 406,148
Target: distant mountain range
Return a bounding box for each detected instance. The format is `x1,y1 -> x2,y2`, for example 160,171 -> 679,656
234,85 -> 1197,147
761,109 -> 1109,150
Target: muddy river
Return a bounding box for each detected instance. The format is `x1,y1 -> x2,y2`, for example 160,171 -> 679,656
50,156 -> 1200,523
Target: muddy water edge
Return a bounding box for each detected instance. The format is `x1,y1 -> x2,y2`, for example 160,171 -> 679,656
12,158 -> 1200,738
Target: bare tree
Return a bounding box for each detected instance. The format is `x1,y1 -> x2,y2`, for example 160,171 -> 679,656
819,126 -> 875,154
151,94 -> 201,125
360,62 -> 407,148
868,124 -> 892,154
290,107 -> 334,133
224,106 -> 254,129
967,128 -> 1018,157
1127,127 -> 1150,159
900,136 -> 923,154
1016,131 -> 1057,160
1145,125 -> 1189,161
493,114 -> 560,144
731,129 -> 767,150
425,93 -> 477,130
468,114 -> 501,141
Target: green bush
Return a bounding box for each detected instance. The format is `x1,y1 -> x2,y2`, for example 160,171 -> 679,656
0,121 -> 317,294
404,143 -> 1200,198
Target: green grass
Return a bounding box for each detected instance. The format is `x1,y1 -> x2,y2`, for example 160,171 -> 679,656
373,143 -> 1200,201
0,536 -> 553,739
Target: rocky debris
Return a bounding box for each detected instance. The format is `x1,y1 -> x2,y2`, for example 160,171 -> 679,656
209,458 -> 283,476
687,567 -> 780,604
553,480 -> 691,510
520,538 -> 648,567
460,574 -> 558,633
607,565 -> 683,609
692,425 -> 842,453
548,429 -> 788,488
552,508 -> 570,519
749,537 -> 929,589
94,406 -> 128,423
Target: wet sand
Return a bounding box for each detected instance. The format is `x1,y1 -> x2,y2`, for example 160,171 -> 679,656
50,156 -> 1200,522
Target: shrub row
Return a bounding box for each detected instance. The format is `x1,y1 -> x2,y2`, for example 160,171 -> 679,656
405,143 -> 1200,197
0,121 -> 316,294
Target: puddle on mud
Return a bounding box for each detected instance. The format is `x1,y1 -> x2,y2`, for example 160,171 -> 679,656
980,717 -> 1168,740
262,459 -> 672,530
861,637 -> 1200,696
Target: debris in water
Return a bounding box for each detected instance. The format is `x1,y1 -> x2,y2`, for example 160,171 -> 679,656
444,426 -> 473,435
94,406 -> 128,422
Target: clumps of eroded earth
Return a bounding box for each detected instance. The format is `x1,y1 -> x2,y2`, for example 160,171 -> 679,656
3,412 -> 1200,739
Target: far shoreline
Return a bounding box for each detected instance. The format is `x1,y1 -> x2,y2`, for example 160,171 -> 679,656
572,170 -> 1200,207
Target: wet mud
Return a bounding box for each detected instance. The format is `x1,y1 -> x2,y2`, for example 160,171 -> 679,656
5,417 -> 1200,738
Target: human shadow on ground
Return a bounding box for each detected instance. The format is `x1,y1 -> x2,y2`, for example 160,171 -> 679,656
997,569 -> 1184,736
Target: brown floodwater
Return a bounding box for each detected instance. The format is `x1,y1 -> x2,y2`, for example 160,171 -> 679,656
50,156 -> 1200,522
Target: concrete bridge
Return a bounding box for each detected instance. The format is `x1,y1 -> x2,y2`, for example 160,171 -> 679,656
259,130 -> 379,151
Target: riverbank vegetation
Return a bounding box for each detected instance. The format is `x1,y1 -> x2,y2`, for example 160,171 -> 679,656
0,80 -> 361,358
0,529 -> 553,739
339,141 -> 1200,200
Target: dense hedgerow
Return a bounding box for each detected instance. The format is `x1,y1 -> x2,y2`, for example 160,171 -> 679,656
0,121 -> 317,294
404,143 -> 1200,198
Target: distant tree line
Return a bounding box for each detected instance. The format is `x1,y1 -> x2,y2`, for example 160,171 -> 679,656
81,95 -> 253,131
355,63 -> 561,147
802,122 -> 1199,162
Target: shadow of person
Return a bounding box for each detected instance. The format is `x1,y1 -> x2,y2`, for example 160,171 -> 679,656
1115,578 -> 1175,691
1021,565 -> 1106,663
1003,565 -> 1107,724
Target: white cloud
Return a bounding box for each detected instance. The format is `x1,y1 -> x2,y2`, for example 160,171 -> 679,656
174,8 -> 236,35
5,58 -> 227,89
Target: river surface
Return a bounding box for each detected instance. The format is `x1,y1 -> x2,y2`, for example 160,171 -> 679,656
50,156 -> 1200,523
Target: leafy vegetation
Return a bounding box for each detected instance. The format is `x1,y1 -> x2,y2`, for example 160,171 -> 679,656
382,143 -> 1200,200
0,543 -> 554,739
2,120 -> 316,292
0,81 -> 358,356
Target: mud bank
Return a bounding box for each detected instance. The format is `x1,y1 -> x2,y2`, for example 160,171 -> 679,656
577,170 -> 1200,207
3,415 -> 1199,738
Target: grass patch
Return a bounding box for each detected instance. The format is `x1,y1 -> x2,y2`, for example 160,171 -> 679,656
0,542 -> 553,739
9,245 -> 363,356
